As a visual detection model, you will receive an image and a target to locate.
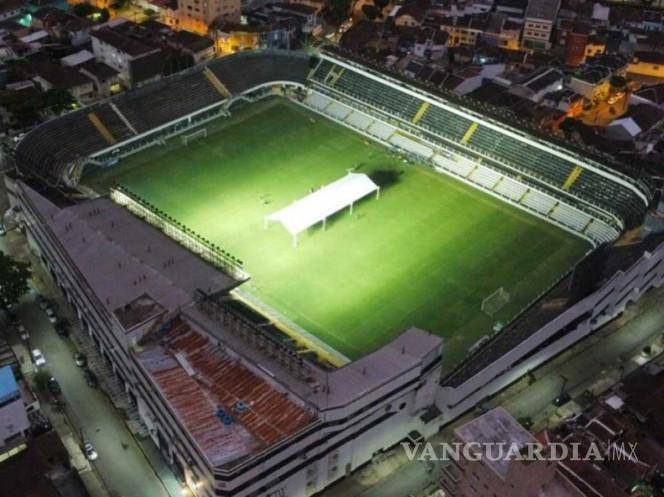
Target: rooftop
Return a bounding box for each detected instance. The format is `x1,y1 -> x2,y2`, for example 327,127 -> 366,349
20,187 -> 235,325
455,407 -> 537,478
0,365 -> 19,404
525,0 -> 561,21
91,26 -> 158,58
135,316 -> 317,467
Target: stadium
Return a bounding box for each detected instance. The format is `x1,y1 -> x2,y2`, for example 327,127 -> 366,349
7,49 -> 664,497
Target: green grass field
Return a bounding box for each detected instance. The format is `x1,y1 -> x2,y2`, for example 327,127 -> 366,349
87,99 -> 590,366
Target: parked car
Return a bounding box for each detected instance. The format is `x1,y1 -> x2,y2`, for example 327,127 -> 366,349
37,296 -> 49,310
45,306 -> 57,323
31,349 -> 46,367
55,319 -> 70,337
17,322 -> 29,341
6,308 -> 19,324
83,441 -> 98,461
47,377 -> 61,396
83,369 -> 98,388
74,353 -> 87,368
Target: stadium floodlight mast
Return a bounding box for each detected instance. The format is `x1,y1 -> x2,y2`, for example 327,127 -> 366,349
265,172 -> 380,247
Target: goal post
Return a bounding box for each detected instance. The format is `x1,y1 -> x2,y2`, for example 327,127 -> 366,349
181,128 -> 207,145
481,287 -> 510,316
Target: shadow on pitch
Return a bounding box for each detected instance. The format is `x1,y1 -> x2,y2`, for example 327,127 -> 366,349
368,168 -> 403,190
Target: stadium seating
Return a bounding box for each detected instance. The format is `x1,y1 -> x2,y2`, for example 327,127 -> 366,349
210,51 -> 309,95
309,56 -> 651,232
17,48 -> 649,242
469,166 -> 502,190
366,121 -> 395,141
389,134 -> 434,158
494,177 -> 529,201
16,50 -> 309,183
345,111 -> 373,130
522,191 -> 557,213
300,86 -> 622,245
327,102 -> 352,121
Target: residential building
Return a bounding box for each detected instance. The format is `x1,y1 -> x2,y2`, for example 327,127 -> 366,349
32,60 -> 95,103
0,0 -> 23,23
90,23 -> 163,87
510,67 -> 564,103
547,358 -> 664,497
440,408 -> 582,497
212,23 -> 260,54
0,366 -> 30,463
176,0 -> 240,34
494,0 -> 527,22
394,3 -> 426,28
79,59 -> 121,97
522,0 -> 562,51
169,30 -> 215,62
569,55 -> 628,101
628,51 -> 664,81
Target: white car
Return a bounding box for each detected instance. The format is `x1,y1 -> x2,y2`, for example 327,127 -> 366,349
18,323 -> 28,341
83,441 -> 98,461
31,349 -> 46,367
45,307 -> 57,323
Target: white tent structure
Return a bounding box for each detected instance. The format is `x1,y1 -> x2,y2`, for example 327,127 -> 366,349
265,173 -> 380,246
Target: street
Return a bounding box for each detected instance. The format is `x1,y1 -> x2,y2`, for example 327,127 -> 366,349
1,222 -> 179,497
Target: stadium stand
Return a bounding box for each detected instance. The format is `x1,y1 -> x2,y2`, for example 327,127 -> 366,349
15,50 -> 309,183
300,86 -> 619,244
443,233 -> 664,391
14,48 -> 649,243
310,54 -> 652,229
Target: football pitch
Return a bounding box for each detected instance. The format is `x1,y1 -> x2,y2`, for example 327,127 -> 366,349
87,99 -> 590,366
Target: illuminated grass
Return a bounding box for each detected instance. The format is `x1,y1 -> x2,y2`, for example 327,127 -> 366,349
87,100 -> 589,366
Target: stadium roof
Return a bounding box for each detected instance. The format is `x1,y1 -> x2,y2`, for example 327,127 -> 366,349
18,184 -> 236,325
266,173 -> 379,239
135,316 -> 317,467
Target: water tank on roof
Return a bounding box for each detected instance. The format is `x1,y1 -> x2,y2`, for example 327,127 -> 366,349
216,408 -> 233,426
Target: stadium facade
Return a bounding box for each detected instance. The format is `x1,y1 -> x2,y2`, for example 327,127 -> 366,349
7,49 -> 664,497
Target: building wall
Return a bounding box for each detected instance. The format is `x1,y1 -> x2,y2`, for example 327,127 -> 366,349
0,397 -> 30,451
627,61 -> 664,79
215,30 -> 260,54
176,0 -> 240,33
91,35 -> 132,82
522,18 -> 554,50
437,238 -> 664,424
5,174 -> 444,497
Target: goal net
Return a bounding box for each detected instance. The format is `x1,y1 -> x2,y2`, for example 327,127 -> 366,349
181,128 -> 207,145
481,287 -> 510,316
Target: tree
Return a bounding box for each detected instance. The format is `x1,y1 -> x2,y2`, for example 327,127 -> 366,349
0,253 -> 30,311
43,89 -> 75,114
362,4 -> 380,20
328,0 -> 352,22
33,369 -> 52,393
71,3 -> 96,17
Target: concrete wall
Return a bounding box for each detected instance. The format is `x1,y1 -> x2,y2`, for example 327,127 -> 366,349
437,238 -> 664,423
